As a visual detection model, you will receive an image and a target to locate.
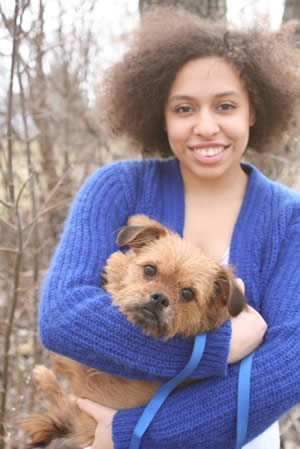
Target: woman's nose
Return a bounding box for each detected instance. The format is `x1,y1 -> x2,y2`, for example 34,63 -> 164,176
193,110 -> 220,137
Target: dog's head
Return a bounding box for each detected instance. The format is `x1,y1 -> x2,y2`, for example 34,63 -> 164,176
103,215 -> 246,339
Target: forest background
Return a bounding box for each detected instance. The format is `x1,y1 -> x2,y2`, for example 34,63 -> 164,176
0,1 -> 300,448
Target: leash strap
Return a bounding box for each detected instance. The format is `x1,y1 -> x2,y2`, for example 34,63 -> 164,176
129,334 -> 207,449
235,351 -> 255,449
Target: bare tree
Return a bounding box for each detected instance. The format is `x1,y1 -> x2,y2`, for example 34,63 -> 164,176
0,2 -> 28,446
283,0 -> 300,42
139,0 -> 227,21
29,1 -> 57,193
246,0 -> 300,187
0,1 -> 136,446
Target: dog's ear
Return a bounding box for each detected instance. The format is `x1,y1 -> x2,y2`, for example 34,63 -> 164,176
213,269 -> 247,316
227,280 -> 248,316
127,214 -> 162,228
116,224 -> 167,250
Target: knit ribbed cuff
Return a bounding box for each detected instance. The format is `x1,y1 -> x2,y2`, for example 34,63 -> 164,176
113,406 -> 145,449
192,320 -> 232,379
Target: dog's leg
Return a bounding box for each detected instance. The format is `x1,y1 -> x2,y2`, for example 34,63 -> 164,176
22,365 -> 96,449
33,365 -> 70,406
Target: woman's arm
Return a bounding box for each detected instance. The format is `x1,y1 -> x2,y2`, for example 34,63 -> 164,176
76,305 -> 267,449
110,219 -> 300,448
39,161 -> 232,380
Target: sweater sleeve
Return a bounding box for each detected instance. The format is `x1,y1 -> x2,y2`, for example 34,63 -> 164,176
39,161 -> 231,381
112,218 -> 300,448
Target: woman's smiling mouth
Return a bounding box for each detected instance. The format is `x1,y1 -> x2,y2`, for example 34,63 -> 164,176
189,144 -> 229,163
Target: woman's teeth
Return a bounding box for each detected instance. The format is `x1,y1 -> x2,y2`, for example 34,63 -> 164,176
194,147 -> 224,157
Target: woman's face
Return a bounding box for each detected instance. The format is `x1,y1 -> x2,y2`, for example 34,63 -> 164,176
164,57 -> 255,181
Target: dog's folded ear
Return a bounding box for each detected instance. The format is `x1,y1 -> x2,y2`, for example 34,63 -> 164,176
117,224 -> 167,250
228,280 -> 248,316
213,269 -> 247,317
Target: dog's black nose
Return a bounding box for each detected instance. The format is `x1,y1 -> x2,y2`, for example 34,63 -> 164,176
150,291 -> 169,309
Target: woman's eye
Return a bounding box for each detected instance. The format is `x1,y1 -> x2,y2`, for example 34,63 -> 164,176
176,105 -> 193,113
180,288 -> 195,302
143,264 -> 157,279
218,103 -> 235,111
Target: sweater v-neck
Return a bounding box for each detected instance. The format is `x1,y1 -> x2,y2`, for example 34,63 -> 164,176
159,158 -> 268,276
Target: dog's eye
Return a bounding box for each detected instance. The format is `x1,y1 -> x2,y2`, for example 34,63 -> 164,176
180,288 -> 195,302
143,264 -> 157,279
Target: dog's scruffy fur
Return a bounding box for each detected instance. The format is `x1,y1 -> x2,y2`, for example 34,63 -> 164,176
22,215 -> 247,449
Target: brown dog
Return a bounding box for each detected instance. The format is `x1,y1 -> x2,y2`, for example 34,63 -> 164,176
22,215 -> 246,449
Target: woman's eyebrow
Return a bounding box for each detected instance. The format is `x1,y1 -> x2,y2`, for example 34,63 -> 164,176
215,90 -> 239,98
168,91 -> 239,104
167,95 -> 194,104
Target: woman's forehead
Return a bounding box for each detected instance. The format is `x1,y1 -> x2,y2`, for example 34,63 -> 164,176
168,57 -> 247,99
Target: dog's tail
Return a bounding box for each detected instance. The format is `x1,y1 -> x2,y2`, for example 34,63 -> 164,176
22,403 -> 94,449
22,412 -> 75,448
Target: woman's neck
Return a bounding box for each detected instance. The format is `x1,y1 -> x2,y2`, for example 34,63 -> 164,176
179,162 -> 249,204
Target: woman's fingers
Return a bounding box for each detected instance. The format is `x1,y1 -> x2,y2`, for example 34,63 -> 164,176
77,399 -> 116,449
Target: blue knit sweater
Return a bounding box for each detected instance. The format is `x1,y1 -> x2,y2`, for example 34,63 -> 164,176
39,158 -> 300,449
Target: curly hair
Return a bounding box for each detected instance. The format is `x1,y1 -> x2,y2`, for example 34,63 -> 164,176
100,7 -> 300,156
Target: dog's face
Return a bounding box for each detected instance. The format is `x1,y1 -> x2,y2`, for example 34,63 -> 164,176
103,215 -> 246,339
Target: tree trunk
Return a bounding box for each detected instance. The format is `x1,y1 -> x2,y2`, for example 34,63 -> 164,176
28,0 -> 69,238
282,0 -> 300,44
139,0 -> 227,21
30,0 -> 57,195
245,0 -> 300,185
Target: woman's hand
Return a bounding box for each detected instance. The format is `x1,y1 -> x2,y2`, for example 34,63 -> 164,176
77,399 -> 117,449
76,280 -> 267,449
228,279 -> 268,364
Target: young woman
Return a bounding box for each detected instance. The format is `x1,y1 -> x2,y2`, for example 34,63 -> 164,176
39,7 -> 300,449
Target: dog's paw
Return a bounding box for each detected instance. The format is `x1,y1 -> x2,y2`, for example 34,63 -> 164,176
33,365 -> 59,392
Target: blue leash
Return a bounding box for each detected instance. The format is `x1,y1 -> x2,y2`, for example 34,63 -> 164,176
129,333 -> 207,449
129,335 -> 254,449
235,351 -> 255,449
